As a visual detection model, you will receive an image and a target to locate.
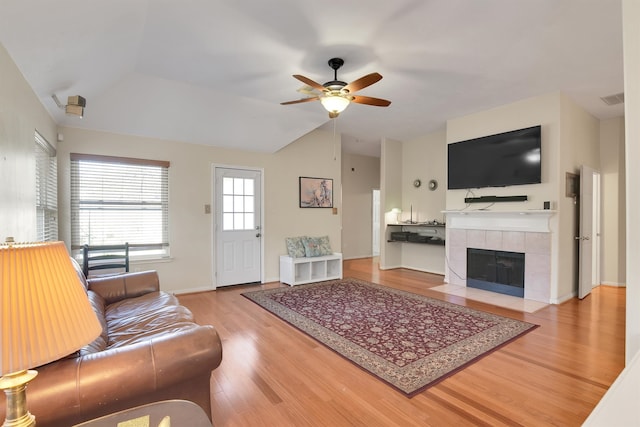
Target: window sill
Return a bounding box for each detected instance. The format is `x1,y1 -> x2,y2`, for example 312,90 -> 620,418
131,256 -> 173,265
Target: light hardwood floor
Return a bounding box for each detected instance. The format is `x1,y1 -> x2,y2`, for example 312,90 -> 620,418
178,258 -> 625,427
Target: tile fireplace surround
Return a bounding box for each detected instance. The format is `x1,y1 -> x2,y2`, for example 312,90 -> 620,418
444,210 -> 555,303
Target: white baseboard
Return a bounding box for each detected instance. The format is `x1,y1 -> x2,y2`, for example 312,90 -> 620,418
377,264 -> 445,276
552,291 -> 576,304
343,255 -> 374,260
170,285 -> 214,294
399,264 -> 445,276
601,281 -> 626,287
379,263 -> 402,271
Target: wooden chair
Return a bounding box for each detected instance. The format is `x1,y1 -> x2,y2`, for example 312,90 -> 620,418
82,243 -> 130,278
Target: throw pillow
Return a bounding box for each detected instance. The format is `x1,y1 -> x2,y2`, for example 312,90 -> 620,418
285,236 -> 306,258
302,236 -> 333,257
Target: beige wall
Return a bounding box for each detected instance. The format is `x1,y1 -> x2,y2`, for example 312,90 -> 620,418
341,152 -> 380,259
582,1 -> 639,422
399,130 -> 447,274
0,42 -> 57,242
444,92 -> 602,303
445,93 -> 563,301
2,34 -> 628,306
381,94 -> 614,286
380,138 -> 403,269
446,93 -> 561,212
57,127 -> 342,292
599,117 -> 626,287
556,94 -> 601,298
402,130 -> 447,224
0,39 -> 344,289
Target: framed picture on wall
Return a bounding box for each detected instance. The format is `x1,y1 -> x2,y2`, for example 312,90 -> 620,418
299,177 -> 333,208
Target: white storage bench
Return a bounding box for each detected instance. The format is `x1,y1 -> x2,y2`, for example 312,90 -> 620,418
279,252 -> 343,286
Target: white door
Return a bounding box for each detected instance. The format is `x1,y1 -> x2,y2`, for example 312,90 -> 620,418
215,167 -> 262,287
578,165 -> 600,299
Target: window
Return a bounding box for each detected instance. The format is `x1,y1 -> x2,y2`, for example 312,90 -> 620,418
222,176 -> 255,230
70,154 -> 170,258
35,131 -> 57,241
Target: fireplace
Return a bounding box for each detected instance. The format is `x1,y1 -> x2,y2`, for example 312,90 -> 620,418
467,248 -> 525,297
444,210 -> 553,303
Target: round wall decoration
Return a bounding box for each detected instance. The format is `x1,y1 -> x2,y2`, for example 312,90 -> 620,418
413,179 -> 422,188
428,179 -> 438,191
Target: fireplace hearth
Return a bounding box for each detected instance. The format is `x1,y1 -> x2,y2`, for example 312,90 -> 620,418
467,248 -> 525,297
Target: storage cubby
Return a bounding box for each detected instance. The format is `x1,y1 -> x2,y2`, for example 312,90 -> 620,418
295,262 -> 310,283
280,253 -> 343,286
326,258 -> 342,278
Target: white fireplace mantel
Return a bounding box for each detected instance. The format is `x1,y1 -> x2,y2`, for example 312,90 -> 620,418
443,210 -> 556,233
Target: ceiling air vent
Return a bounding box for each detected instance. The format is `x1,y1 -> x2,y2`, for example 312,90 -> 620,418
601,92 -> 625,106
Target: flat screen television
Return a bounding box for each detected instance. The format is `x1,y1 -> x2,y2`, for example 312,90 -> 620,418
447,125 -> 541,190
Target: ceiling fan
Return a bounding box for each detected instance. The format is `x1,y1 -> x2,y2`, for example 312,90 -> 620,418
281,58 -> 391,118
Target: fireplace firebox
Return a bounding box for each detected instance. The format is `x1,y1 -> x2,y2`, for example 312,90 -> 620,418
467,248 -> 525,297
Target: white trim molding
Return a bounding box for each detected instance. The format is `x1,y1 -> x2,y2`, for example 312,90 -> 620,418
443,210 -> 555,233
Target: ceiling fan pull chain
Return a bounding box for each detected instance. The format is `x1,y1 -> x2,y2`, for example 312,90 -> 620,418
333,117 -> 337,161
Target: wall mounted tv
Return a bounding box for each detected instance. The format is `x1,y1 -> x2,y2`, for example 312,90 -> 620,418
447,125 -> 541,190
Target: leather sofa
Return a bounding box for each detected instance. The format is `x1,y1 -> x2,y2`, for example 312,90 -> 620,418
0,264 -> 223,427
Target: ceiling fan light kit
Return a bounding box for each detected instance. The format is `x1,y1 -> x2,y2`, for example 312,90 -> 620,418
320,95 -> 350,116
281,57 -> 391,119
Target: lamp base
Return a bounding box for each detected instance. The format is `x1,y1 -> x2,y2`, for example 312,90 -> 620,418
0,370 -> 37,427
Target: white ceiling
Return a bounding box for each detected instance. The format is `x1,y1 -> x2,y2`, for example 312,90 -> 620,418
0,0 -> 624,156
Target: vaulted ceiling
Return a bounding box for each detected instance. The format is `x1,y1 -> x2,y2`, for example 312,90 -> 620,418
0,0 -> 624,156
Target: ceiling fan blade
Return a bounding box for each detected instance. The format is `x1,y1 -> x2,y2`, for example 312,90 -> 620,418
351,95 -> 391,107
344,73 -> 383,93
297,85 -> 322,96
280,96 -> 320,105
293,75 -> 326,93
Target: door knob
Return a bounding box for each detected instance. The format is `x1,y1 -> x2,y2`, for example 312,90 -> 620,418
256,233 -> 261,238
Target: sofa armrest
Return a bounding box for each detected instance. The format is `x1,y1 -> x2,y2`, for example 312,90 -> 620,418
17,324 -> 222,426
87,270 -> 160,304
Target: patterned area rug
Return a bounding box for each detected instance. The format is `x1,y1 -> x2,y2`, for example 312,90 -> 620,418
242,278 -> 538,396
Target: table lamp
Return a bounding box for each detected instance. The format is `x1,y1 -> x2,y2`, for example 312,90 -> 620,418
0,241 -> 101,427
391,208 -> 401,224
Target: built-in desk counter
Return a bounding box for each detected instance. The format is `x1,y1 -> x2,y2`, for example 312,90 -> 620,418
387,223 -> 446,245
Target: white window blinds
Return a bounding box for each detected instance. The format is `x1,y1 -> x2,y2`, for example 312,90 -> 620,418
70,154 -> 170,257
35,131 -> 58,241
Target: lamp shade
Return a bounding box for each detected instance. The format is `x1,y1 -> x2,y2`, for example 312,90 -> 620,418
320,95 -> 350,114
0,241 -> 101,375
